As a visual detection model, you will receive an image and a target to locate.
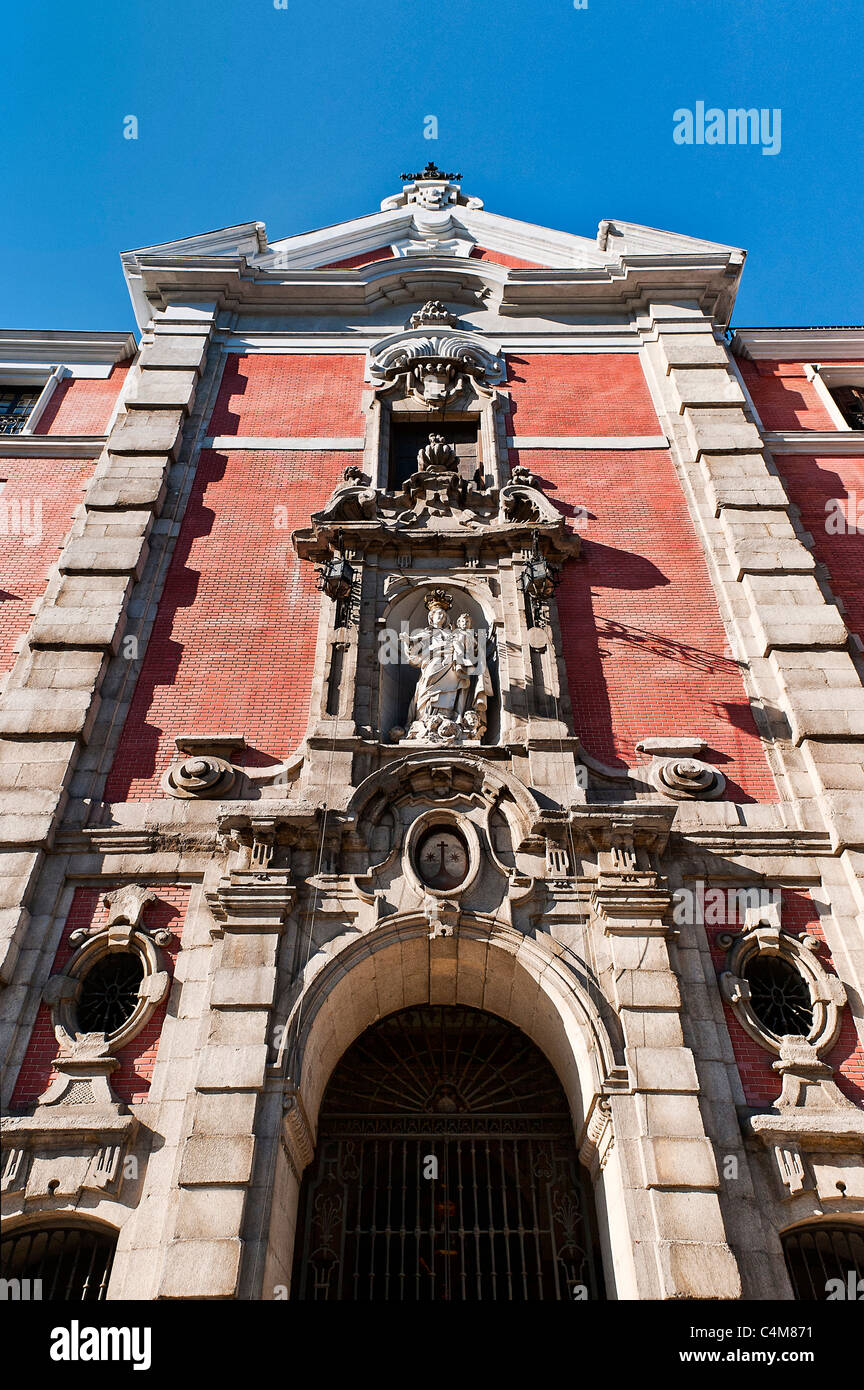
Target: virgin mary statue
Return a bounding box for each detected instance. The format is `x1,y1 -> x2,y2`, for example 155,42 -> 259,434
399,589 -> 490,743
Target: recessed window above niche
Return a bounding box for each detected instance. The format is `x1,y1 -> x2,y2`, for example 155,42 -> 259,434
388,419 -> 479,490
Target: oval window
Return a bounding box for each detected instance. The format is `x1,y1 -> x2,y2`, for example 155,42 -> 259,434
744,955 -> 813,1037
77,953 -> 144,1035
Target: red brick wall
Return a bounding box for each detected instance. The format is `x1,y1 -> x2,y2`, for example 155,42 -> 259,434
470,247 -> 547,270
106,353 -> 366,798
506,354 -> 774,799
318,248 -> 394,269
707,890 -> 864,1106
736,359 -> 836,431
772,454 -> 864,649
208,353 -> 366,437
36,363 -> 130,435
0,456 -> 93,680
105,444 -> 358,799
11,885 -> 188,1108
516,445 -> 776,800
505,354 -> 661,436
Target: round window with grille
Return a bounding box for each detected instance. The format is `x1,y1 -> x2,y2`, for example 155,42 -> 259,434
743,955 -> 813,1038
77,952 -> 144,1035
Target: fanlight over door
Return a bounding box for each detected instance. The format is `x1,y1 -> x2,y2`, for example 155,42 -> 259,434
292,1005 -> 605,1301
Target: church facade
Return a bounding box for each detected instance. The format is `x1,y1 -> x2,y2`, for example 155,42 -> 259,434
1,166 -> 863,1301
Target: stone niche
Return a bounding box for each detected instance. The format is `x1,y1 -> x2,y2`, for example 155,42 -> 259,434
378,583 -> 498,747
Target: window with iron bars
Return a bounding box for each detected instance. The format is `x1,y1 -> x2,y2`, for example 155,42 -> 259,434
828,384 -> 864,430
0,387 -> 41,435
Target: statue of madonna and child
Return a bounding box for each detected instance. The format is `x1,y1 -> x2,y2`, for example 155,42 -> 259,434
391,589 -> 493,744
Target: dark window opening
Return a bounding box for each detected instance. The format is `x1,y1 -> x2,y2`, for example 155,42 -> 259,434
0,387 -> 40,435
782,1224 -> 864,1300
1,1226 -> 117,1301
829,385 -> 864,430
743,955 -> 813,1037
388,420 -> 480,490
77,952 -> 144,1035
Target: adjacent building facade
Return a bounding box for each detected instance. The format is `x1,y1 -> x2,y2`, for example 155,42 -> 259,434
1,167 -> 863,1301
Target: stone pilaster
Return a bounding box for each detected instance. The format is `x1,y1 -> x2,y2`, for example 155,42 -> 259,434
0,304 -> 216,986
154,852 -> 294,1299
591,832 -> 741,1299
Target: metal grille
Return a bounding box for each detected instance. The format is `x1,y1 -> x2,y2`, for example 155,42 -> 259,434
77,952 -> 143,1034
293,1006 -> 604,1301
0,388 -> 40,435
744,956 -> 813,1036
1,1226 -> 116,1300
782,1224 -> 864,1300
829,384 -> 864,430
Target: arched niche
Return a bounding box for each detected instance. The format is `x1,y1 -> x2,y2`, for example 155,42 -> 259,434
377,583 -> 499,745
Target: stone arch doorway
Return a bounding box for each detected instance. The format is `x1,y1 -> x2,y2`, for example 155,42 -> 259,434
291,1004 -> 606,1301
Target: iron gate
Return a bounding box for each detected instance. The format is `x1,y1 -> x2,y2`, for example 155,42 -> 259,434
292,1006 -> 604,1301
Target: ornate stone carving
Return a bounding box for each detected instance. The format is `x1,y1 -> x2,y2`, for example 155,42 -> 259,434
282,1086 -> 315,1176
720,902 -> 848,1061
41,886 -> 172,1080
162,753 -> 236,799
410,300 -> 458,329
380,164 -> 484,213
370,332 -> 504,407
161,734 -> 244,799
578,1095 -> 615,1178
772,1142 -> 814,1198
0,1109 -> 138,1203
396,590 -> 491,745
35,1032 -> 122,1111
772,1036 -> 859,1112
652,757 -> 726,800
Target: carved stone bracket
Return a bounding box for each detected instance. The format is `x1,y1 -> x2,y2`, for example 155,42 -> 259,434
424,895 -> 461,939
34,1032 -> 122,1112
282,1085 -> 315,1177
742,1100 -> 864,1204
578,1095 -> 615,1179
1,1110 -> 139,1203
206,871 -> 297,935
772,1036 -> 859,1112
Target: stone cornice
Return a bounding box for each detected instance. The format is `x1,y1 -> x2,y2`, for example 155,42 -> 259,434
0,330 -> 136,367
732,327 -> 864,361
0,435 -> 108,458
129,249 -> 745,328
763,429 -> 864,454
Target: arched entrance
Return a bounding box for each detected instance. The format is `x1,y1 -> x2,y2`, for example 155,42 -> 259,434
292,1005 -> 606,1301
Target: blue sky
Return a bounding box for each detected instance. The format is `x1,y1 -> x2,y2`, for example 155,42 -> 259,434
2,0 -> 862,331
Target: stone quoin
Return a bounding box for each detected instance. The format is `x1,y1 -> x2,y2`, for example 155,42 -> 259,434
1,168 -> 863,1302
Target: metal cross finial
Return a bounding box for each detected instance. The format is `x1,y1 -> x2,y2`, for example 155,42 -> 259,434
400,161 -> 461,182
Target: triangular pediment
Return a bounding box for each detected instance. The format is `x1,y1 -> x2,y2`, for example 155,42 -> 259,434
120,172 -> 747,327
